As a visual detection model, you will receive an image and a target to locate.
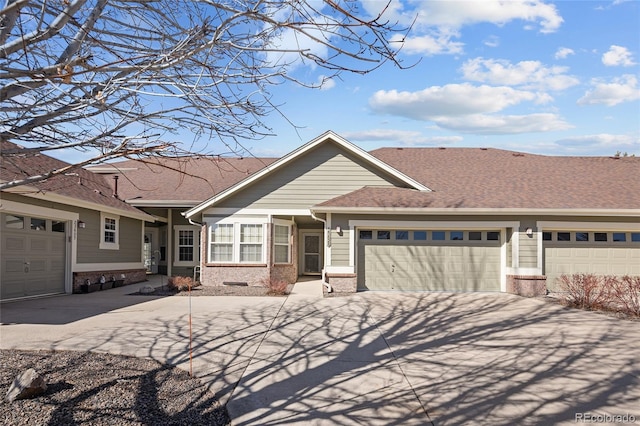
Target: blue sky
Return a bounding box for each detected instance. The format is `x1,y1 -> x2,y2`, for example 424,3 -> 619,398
245,0 -> 639,158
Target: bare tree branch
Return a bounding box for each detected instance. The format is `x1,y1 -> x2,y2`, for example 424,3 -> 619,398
1,0 -> 411,190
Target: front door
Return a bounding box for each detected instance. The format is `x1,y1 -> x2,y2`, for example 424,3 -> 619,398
302,232 -> 323,275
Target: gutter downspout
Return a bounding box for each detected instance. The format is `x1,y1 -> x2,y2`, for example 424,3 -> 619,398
310,210 -> 332,293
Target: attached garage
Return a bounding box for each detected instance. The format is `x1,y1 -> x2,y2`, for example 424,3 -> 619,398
1,213 -> 68,300
357,229 -> 502,291
543,230 -> 640,292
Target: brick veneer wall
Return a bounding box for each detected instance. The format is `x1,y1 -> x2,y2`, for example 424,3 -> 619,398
325,274 -> 357,295
73,269 -> 147,293
506,275 -> 547,297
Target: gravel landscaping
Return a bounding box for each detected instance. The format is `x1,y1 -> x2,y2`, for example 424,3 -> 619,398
1,350 -> 230,426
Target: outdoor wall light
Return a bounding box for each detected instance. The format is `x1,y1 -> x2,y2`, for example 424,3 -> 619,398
77,220 -> 86,229
335,226 -> 342,234
526,227 -> 533,236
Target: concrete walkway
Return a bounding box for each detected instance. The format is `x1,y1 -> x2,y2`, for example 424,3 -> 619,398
1,278 -> 639,425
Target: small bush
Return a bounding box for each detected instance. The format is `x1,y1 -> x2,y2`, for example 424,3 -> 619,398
611,275 -> 640,317
167,276 -> 201,292
557,273 -> 613,310
259,277 -> 290,296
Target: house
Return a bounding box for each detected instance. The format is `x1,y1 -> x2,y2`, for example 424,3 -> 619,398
1,141 -> 154,301
3,131 -> 639,300
95,131 -> 640,296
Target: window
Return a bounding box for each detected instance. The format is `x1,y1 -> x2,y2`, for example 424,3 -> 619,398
395,230 -> 409,240
613,232 -> 626,242
542,232 -> 552,241
175,226 -> 200,265
469,231 -> 482,241
31,217 -> 46,231
208,221 -> 265,264
240,224 -> 263,262
52,221 -> 66,233
210,224 -> 233,262
413,231 -> 427,240
359,230 -> 373,240
432,231 -> 445,241
632,233 -> 640,242
450,231 -> 463,240
557,232 -> 571,241
178,230 -> 194,262
377,230 -> 390,240
274,224 -> 291,264
594,232 -> 607,242
576,232 -> 589,242
100,213 -> 119,249
5,214 -> 24,229
487,231 -> 500,241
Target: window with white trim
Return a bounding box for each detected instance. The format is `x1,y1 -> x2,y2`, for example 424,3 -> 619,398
174,225 -> 200,266
210,224 -> 233,262
207,220 -> 266,264
100,212 -> 119,250
274,224 -> 291,264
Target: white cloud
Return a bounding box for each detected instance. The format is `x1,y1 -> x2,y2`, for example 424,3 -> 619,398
554,47 -> 575,59
433,113 -> 572,134
390,32 -> 464,55
407,0 -> 563,33
369,83 -> 544,119
460,57 -> 579,91
578,74 -> 640,106
342,129 -> 463,146
369,83 -> 568,134
555,133 -> 638,148
484,35 -> 500,48
602,45 -> 636,67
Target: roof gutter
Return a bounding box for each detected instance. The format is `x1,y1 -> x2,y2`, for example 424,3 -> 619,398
310,207 -> 640,217
310,211 -> 332,293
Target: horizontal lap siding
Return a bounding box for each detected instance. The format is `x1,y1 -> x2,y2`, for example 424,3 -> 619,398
216,142 -> 402,209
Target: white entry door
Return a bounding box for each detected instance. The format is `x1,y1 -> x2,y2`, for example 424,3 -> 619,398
301,232 -> 323,275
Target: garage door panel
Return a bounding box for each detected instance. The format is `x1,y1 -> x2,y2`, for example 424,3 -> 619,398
1,217 -> 67,300
359,238 -> 501,292
545,243 -> 640,292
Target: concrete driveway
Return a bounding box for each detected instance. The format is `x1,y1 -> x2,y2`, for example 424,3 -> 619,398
1,279 -> 638,425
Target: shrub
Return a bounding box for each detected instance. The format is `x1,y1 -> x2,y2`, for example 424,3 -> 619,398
557,273 -> 613,310
167,276 -> 201,292
611,275 -> 640,317
260,277 -> 290,296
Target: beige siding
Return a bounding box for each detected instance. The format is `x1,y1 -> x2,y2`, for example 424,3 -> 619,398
506,228 -> 513,267
78,213 -> 142,263
331,228 -> 351,266
216,142 -> 403,209
518,231 -> 538,268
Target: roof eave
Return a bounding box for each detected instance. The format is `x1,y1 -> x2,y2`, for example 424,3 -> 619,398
310,206 -> 640,217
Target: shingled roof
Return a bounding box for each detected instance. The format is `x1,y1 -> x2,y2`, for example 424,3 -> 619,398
91,156 -> 277,205
314,147 -> 640,211
1,142 -> 148,217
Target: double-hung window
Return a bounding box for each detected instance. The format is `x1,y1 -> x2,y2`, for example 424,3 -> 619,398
208,221 -> 266,264
174,226 -> 200,266
100,212 -> 119,250
210,224 -> 234,262
240,224 -> 263,262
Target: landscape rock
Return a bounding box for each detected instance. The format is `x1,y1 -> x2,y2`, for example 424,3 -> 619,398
139,285 -> 155,294
5,368 -> 47,402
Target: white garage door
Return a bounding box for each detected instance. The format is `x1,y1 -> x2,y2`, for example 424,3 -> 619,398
544,231 -> 640,292
1,213 -> 67,300
357,229 -> 501,291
